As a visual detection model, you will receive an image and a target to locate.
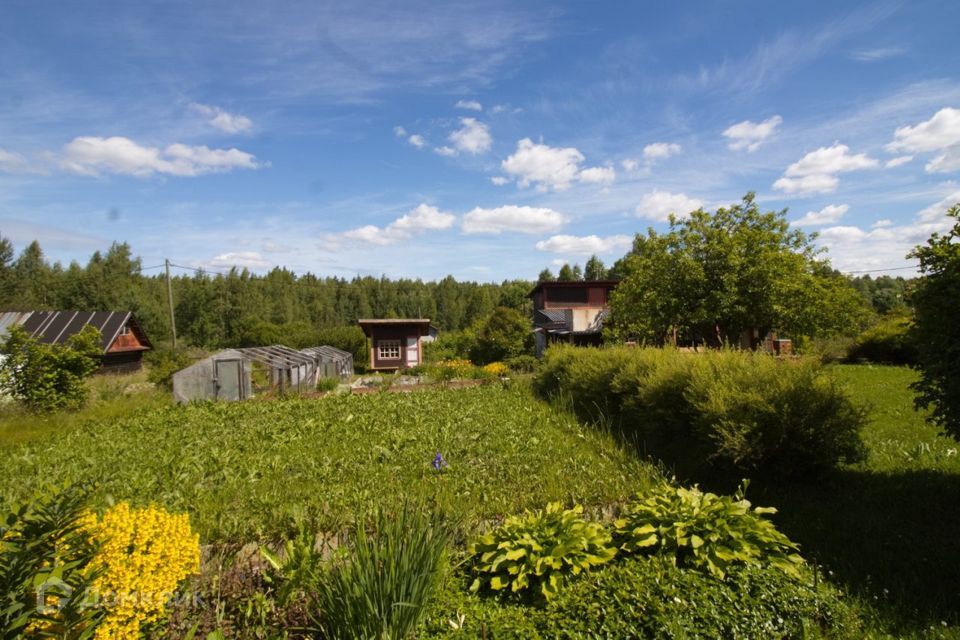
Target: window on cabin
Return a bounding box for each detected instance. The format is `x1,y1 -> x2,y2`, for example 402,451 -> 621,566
377,339 -> 401,360
120,325 -> 130,336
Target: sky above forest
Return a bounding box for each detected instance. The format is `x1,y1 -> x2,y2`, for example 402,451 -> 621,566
1,0 -> 959,281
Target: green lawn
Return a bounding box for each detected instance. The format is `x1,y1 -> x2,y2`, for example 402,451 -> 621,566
0,382 -> 656,544
755,364 -> 960,637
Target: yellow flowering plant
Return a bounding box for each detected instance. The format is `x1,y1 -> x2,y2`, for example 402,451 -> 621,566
482,362 -> 509,377
82,503 -> 200,640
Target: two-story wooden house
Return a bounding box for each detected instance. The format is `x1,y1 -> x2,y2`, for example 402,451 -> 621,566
527,280 -> 618,356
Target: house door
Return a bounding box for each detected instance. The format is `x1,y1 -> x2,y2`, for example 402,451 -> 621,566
215,359 -> 244,401
406,337 -> 419,367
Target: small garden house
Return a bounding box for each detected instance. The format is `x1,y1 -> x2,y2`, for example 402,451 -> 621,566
357,318 -> 432,371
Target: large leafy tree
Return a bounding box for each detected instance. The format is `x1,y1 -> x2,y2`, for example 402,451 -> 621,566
470,307 -> 534,364
908,204 -> 960,439
609,193 -> 869,346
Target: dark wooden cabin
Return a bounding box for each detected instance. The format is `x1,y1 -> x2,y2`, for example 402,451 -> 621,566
0,311 -> 153,373
528,280 -> 619,355
357,319 -> 432,371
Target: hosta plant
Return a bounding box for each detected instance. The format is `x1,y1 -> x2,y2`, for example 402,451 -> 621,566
468,502 -> 615,601
614,482 -> 804,579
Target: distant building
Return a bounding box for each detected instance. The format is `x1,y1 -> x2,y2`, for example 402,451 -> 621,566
0,310 -> 152,373
527,280 -> 619,356
358,319 -> 432,371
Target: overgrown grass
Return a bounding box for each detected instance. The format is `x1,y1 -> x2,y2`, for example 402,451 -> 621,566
755,364 -> 960,637
0,384 -> 656,544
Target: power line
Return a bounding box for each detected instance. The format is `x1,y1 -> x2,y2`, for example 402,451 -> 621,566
841,264 -> 919,274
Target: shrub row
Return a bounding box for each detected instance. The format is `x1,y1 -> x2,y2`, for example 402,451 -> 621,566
534,346 -> 867,477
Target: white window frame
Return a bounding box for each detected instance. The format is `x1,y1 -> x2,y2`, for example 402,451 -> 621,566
377,339 -> 401,360
120,325 -> 130,336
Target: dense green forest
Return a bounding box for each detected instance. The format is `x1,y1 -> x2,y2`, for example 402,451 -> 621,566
0,232 -> 910,352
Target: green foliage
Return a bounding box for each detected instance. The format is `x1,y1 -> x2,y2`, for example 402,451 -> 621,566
311,505 -> 451,640
0,483 -> 104,638
469,307 -> 534,365
908,203 -> 960,439
614,482 -> 804,579
145,348 -> 196,390
504,354 -> 538,373
850,274 -> 911,315
583,255 -> 608,280
535,345 -> 867,476
0,385 -> 655,544
0,325 -> 102,412
608,192 -> 871,346
423,330 -> 476,363
846,313 -> 917,365
316,376 -> 340,393
468,503 -> 616,601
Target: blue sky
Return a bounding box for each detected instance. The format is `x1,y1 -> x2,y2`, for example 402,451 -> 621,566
1,0 -> 959,281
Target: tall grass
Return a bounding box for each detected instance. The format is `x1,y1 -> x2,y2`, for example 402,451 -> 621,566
312,505 -> 451,640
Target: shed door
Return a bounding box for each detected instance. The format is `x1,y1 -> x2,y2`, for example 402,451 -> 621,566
215,359 -> 244,401
406,337 -> 419,366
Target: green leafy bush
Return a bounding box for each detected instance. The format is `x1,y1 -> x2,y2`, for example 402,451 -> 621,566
0,483 -> 104,637
468,503 -> 616,601
505,354 -> 538,373
614,483 -> 804,579
535,346 -> 867,476
316,376 -> 340,393
311,505 -> 451,640
145,347 -> 196,390
0,325 -> 102,412
846,314 -> 916,365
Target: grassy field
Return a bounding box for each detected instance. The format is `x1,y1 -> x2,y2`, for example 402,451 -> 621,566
756,365 -> 960,636
0,381 -> 656,543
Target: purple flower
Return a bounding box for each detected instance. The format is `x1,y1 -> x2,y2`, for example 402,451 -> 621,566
432,452 -> 448,472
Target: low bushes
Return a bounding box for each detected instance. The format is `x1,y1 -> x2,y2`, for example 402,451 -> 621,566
534,345 -> 867,477
845,314 -> 916,365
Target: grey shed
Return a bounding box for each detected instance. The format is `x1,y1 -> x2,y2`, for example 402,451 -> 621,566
299,345 -> 354,379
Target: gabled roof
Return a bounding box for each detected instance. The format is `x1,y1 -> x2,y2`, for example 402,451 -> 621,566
0,310 -> 152,352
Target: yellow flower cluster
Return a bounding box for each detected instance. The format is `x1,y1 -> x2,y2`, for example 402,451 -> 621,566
482,362 -> 509,376
82,503 -> 200,640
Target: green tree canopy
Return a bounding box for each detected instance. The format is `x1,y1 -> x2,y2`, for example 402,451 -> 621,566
908,203 -> 960,439
608,193 -> 870,346
584,255 -> 608,280
470,307 -> 534,364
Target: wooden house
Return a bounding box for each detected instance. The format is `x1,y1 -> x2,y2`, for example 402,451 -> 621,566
357,319 -> 432,371
528,280 -> 619,356
0,310 -> 152,373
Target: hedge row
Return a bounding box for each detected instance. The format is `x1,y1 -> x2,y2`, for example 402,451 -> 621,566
534,346 -> 867,477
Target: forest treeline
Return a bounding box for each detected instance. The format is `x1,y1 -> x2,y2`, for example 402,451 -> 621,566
0,233 -> 909,352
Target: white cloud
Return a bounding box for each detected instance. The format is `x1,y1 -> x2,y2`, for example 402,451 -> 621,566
885,155 -> 913,168
723,115 -> 782,152
773,143 -> 878,195
407,134 -> 426,148
190,103 -> 253,134
535,234 -> 632,255
793,204 -> 849,226
578,166 -> 616,186
490,176 -> 509,186
209,251 -> 271,269
887,108 -> 960,174
462,205 -> 566,234
434,146 -> 457,157
850,47 -> 905,62
394,126 -> 408,137
872,219 -> 893,228
60,136 -> 261,177
621,158 -> 640,172
455,99 -> 483,111
643,142 -> 681,160
0,148 -> 31,173
635,190 -> 704,221
339,203 -> 455,246
500,138 -> 613,191
448,117 -> 492,155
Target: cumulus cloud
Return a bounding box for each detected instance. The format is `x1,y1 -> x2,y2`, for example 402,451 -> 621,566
621,158 -> 640,172
434,146 -> 457,157
578,166 -> 616,186
190,103 -> 253,134
490,176 -> 510,186
887,107 -> 960,173
408,134 -> 426,148
723,115 -> 782,152
339,203 -> 455,246
394,126 -> 408,137
500,138 -> 614,191
773,143 -> 878,195
643,142 -> 681,160
793,204 -> 849,226
59,136 -> 261,177
208,251 -> 272,269
635,190 -> 704,221
535,234 -> 632,255
0,148 -> 32,173
461,205 -> 566,234
455,99 -> 483,111
448,117 -> 492,155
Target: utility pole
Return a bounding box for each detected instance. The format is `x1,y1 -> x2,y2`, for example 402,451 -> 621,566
165,258 -> 178,349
